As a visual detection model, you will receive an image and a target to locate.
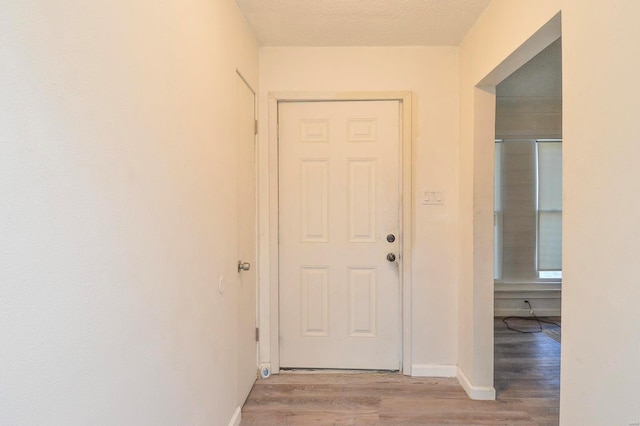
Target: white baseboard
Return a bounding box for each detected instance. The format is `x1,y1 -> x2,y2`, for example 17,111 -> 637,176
495,308 -> 560,317
411,364 -> 457,377
228,406 -> 241,426
456,367 -> 496,401
494,285 -> 561,318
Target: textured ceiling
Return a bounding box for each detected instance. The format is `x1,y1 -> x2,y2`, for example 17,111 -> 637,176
236,0 -> 492,46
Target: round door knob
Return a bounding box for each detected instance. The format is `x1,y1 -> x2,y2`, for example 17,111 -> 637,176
386,253 -> 396,262
238,261 -> 251,272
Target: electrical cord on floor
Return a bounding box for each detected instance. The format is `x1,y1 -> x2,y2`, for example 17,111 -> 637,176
502,301 -> 561,333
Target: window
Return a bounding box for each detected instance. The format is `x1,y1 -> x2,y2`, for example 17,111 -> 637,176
494,139 -> 562,282
536,140 -> 562,277
494,141 -> 503,280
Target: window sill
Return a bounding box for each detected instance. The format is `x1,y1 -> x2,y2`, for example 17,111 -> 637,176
494,280 -> 561,292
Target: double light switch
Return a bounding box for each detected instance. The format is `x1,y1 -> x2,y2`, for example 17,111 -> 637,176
421,189 -> 444,205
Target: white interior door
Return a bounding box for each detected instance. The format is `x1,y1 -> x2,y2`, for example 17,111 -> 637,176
278,100 -> 401,370
236,74 -> 257,404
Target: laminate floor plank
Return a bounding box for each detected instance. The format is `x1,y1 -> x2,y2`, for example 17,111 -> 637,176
241,318 -> 560,425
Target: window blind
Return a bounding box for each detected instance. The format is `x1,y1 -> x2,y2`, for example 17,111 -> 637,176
537,141 -> 562,271
494,142 -> 503,279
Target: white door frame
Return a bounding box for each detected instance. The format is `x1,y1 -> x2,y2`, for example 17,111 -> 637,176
260,91 -> 413,375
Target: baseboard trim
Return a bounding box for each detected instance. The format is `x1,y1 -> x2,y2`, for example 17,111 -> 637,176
411,364 -> 457,377
495,308 -> 561,317
228,406 -> 241,426
456,367 -> 496,400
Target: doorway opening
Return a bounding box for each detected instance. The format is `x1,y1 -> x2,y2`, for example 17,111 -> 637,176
492,37 -> 562,422
494,38 -> 563,306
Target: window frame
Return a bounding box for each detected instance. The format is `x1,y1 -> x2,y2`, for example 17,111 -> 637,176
535,139 -> 563,276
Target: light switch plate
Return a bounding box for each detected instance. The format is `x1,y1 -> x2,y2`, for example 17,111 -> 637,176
421,189 -> 444,205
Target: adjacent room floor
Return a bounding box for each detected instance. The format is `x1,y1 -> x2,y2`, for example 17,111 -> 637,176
241,318 -> 560,425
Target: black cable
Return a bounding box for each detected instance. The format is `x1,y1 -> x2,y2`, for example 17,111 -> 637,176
502,301 -> 561,334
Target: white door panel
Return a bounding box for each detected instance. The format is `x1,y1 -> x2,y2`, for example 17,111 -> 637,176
236,75 -> 256,404
279,100 -> 400,370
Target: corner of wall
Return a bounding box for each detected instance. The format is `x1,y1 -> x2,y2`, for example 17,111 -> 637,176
456,367 -> 496,401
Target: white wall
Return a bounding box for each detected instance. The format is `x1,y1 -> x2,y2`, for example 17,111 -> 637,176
560,0 -> 640,423
461,0 -> 640,422
258,47 -> 460,373
458,0 -> 561,398
0,0 -> 258,424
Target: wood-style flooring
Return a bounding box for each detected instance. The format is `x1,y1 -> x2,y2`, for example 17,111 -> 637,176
241,318 -> 560,425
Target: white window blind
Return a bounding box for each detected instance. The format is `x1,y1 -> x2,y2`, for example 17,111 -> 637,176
537,141 -> 562,271
494,141 -> 503,280
494,141 -> 503,212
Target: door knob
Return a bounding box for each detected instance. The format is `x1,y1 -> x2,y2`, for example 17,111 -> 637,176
386,253 -> 396,262
238,261 -> 251,272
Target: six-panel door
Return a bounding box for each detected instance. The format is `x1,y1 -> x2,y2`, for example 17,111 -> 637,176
278,100 -> 401,370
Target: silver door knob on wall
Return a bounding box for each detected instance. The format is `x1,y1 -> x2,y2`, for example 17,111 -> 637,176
386,253 -> 396,262
238,261 -> 251,272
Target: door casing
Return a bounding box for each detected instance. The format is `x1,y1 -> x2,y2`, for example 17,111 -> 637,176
259,92 -> 413,375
